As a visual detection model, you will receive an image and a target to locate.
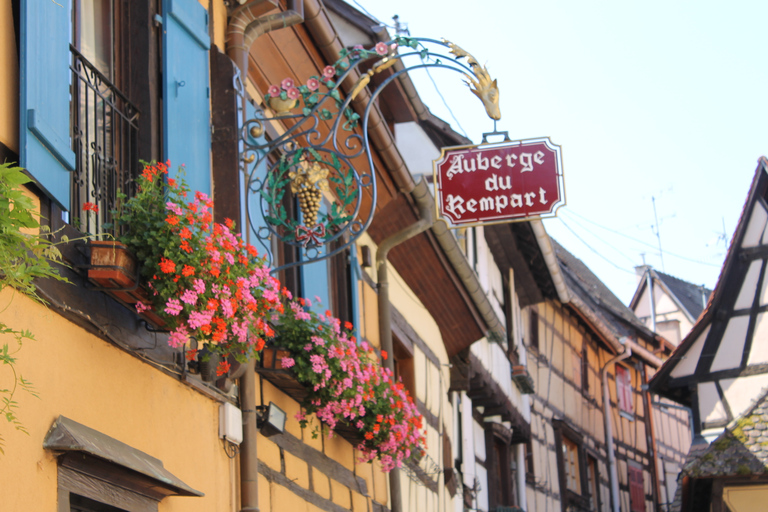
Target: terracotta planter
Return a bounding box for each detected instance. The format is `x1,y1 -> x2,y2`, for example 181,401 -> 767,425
87,241 -> 166,330
88,241 -> 138,288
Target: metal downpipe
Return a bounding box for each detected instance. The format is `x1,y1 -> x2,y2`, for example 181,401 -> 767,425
601,344 -> 632,512
225,3 -> 305,512
376,179 -> 434,512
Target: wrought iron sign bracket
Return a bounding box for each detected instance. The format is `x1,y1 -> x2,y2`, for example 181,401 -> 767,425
239,37 -> 501,274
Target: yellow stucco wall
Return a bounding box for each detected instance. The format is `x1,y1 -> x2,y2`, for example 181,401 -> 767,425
0,290 -> 233,511
1,0 -> 19,153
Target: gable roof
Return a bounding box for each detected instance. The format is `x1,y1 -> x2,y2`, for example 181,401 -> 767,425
552,238 -> 658,349
650,157 -> 768,403
630,267 -> 712,324
656,270 -> 712,321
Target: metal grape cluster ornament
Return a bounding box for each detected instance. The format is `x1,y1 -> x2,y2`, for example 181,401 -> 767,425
241,37 -> 504,272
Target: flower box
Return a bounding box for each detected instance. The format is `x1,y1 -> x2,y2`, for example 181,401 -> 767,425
256,345 -> 363,445
256,346 -> 309,404
86,241 -> 166,329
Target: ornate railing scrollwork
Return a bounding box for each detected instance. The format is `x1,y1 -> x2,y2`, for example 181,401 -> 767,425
240,37 -> 500,273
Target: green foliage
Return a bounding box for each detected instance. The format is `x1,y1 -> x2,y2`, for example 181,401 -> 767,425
0,162 -> 68,454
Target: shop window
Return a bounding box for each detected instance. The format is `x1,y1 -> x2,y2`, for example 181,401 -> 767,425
616,365 -> 634,416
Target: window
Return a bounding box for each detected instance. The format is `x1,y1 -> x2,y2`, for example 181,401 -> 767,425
616,365 -> 634,415
44,416 -> 202,512
529,309 -> 539,351
19,0 -> 210,222
628,462 -> 646,512
554,420 -> 589,512
70,494 -> 128,512
485,423 -> 516,511
71,0 -> 140,236
586,454 -> 601,511
572,349 -> 582,390
525,440 -> 535,483
581,344 -> 590,393
562,437 -> 581,493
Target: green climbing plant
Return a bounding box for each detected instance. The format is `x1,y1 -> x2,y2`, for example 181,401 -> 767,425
0,162 -> 68,454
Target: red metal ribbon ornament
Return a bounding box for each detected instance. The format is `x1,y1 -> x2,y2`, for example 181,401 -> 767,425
295,224 -> 326,247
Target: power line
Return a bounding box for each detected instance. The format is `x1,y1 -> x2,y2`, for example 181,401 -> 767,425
424,68 -> 469,138
561,213 -> 638,266
561,209 -> 722,268
348,2 -> 469,138
557,217 -> 636,275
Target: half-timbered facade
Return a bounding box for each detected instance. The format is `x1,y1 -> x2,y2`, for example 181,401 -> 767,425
651,158 -> 768,442
523,240 -> 691,512
650,157 -> 768,511
1,1 -> 549,512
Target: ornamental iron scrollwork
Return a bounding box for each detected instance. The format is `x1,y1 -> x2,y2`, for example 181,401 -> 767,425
241,37 -> 500,273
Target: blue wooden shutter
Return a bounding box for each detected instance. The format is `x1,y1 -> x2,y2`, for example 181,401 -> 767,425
19,0 -> 76,211
162,0 -> 211,196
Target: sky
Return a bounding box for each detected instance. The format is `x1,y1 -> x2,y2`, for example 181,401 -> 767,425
348,0 -> 768,304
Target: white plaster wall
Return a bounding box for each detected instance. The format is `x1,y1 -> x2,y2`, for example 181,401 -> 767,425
394,122 -> 442,178
670,325 -> 710,378
742,202 -> 768,248
698,381 -> 728,424
736,259 -> 762,310
711,315 -> 749,372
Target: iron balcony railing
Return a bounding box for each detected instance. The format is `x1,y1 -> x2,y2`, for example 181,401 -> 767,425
70,45 -> 139,236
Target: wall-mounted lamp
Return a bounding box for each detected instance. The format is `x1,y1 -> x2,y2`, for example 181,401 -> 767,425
256,402 -> 286,437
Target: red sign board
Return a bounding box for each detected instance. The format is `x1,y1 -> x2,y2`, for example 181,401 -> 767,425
433,138 -> 564,227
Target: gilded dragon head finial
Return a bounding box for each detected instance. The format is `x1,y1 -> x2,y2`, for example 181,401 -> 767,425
443,40 -> 500,121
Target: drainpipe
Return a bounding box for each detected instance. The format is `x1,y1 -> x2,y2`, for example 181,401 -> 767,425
240,359 -> 259,512
601,341 -> 632,512
225,3 -> 305,512
646,269 -> 657,332
226,0 -> 305,77
376,179 -> 434,512
515,443 -> 527,510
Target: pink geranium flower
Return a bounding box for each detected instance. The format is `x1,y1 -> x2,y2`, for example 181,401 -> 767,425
286,87 -> 300,100
280,77 -> 295,90
267,84 -> 281,97
306,77 -> 320,91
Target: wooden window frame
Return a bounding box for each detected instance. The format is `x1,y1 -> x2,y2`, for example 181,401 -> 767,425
484,422 -> 516,510
628,461 -> 646,512
553,420 -> 589,512
529,308 -> 539,352
58,462 -> 157,512
586,451 -> 601,512
616,364 -> 635,417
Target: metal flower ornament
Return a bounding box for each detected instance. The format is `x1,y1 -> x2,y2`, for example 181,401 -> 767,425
241,37 -> 500,272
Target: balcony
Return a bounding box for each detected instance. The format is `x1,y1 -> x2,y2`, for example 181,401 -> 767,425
70,45 -> 139,236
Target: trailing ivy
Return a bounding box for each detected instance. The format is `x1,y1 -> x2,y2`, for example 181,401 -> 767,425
0,162 -> 68,454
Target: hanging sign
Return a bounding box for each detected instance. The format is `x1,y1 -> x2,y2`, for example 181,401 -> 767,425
433,137 -> 564,227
